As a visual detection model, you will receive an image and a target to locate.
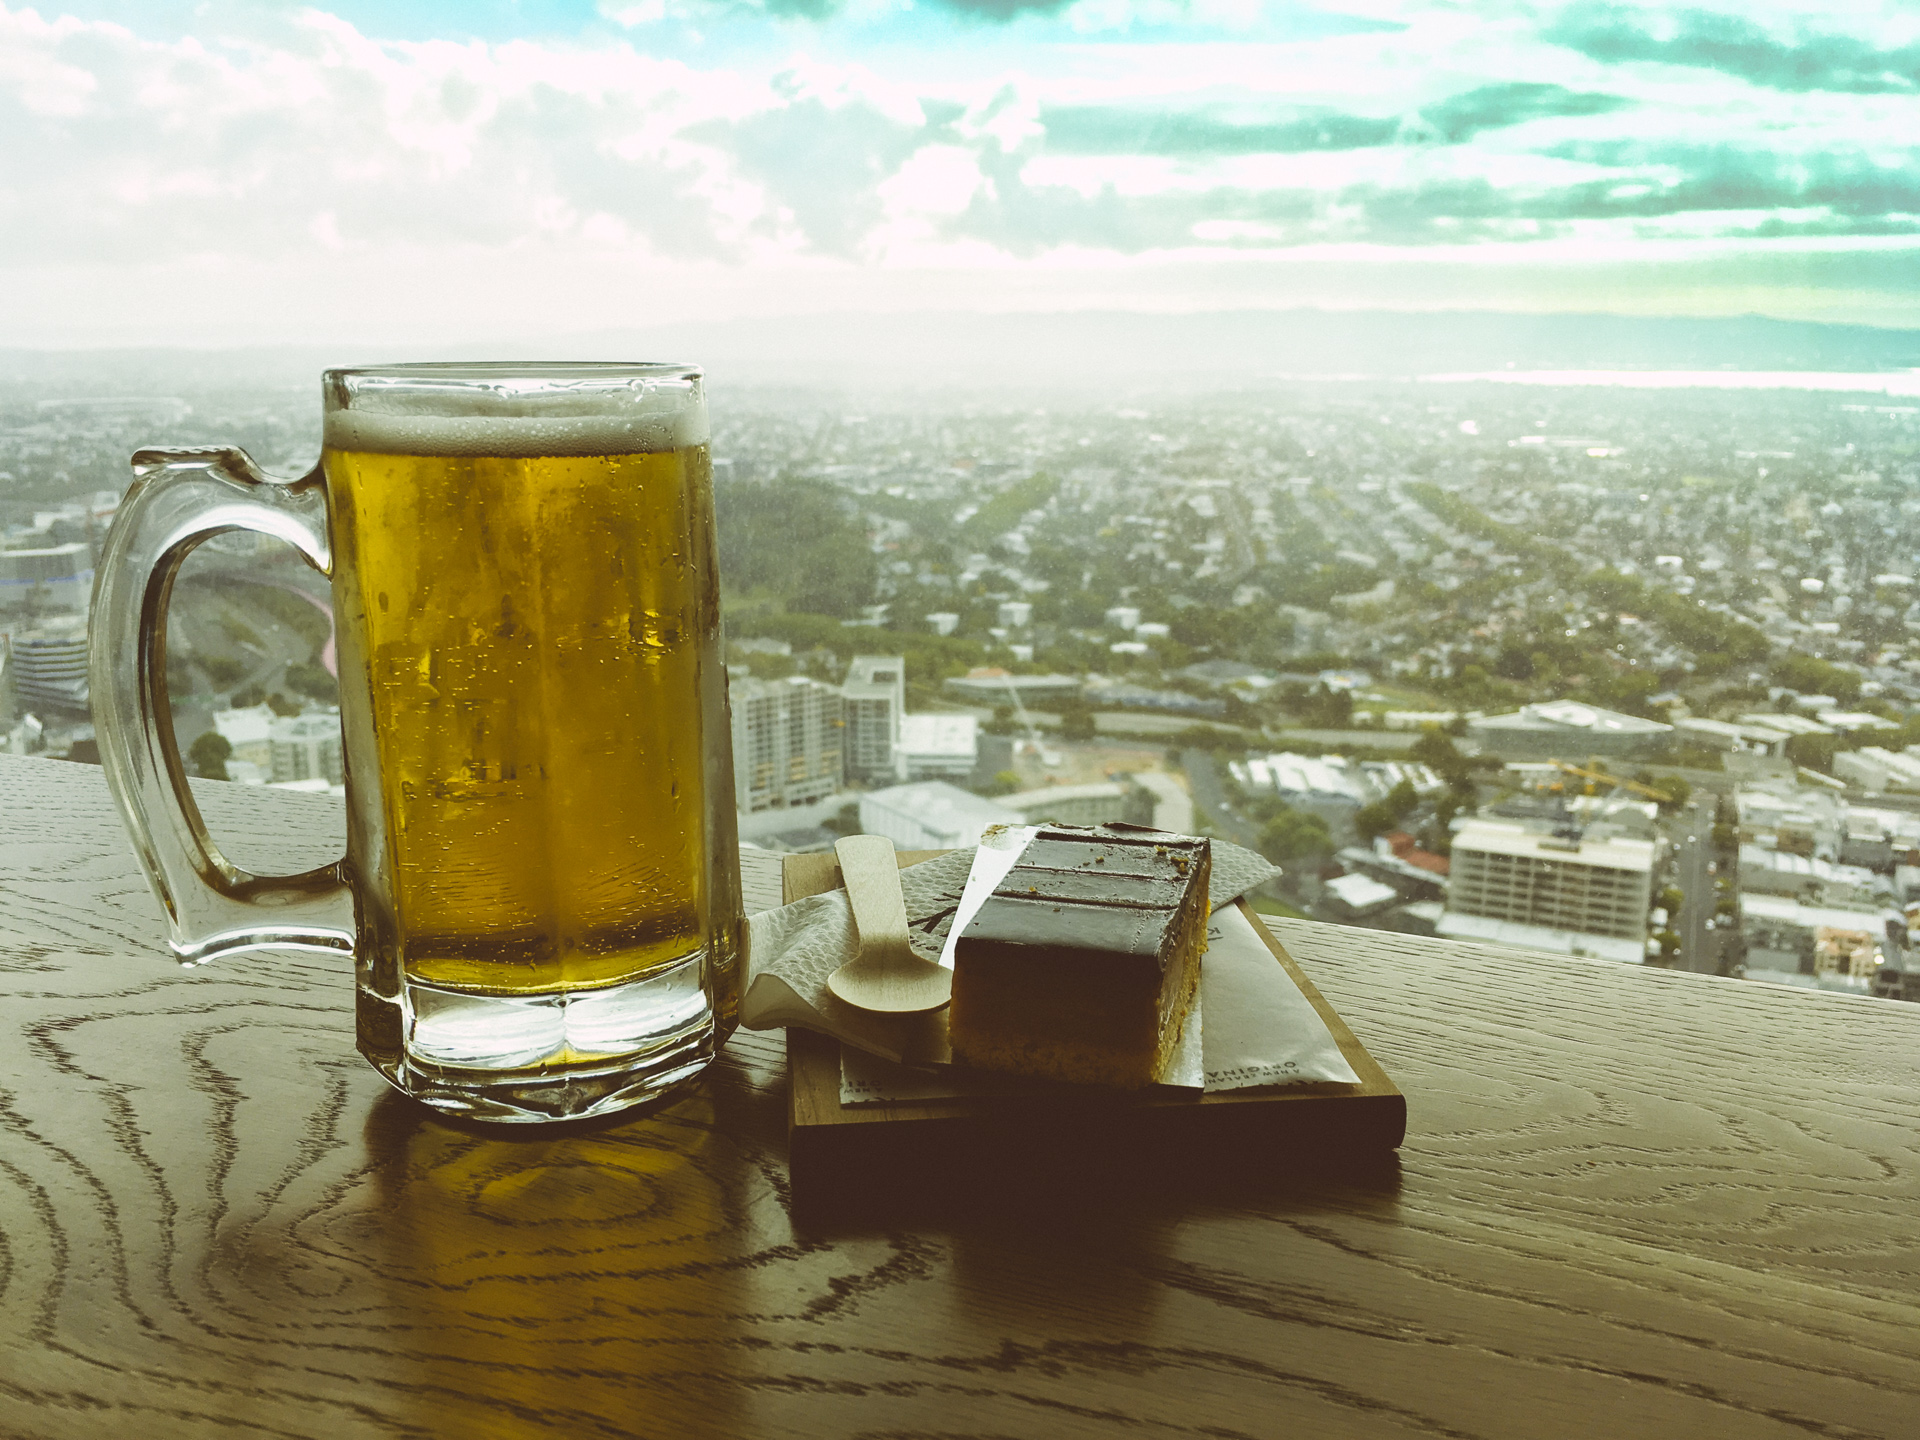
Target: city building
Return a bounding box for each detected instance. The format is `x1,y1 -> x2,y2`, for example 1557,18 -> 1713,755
896,713 -> 978,781
1133,771 -> 1195,833
1816,711 -> 1900,735
1739,893 -> 1900,991
214,703 -> 277,768
730,675 -> 845,812
1082,681 -> 1226,718
1439,819 -> 1658,964
943,669 -> 1081,705
1736,712 -> 1833,739
999,780 -> 1152,828
1736,786 -> 1843,859
0,542 -> 94,615
1738,846 -> 1886,908
1319,872 -> 1401,922
1834,746 -> 1920,794
1468,700 -> 1673,760
1380,710 -> 1467,731
1673,717 -> 1787,755
6,619 -> 90,712
1178,659 -> 1275,691
841,655 -> 905,784
858,781 -> 1021,851
268,713 -> 344,786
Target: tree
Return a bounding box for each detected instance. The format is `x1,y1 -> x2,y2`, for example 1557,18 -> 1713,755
201,655 -> 245,688
1411,727 -> 1475,795
1644,773 -> 1691,813
715,478 -> 878,617
1059,699 -> 1096,742
266,692 -> 302,718
1259,808 -> 1333,865
1784,732 -> 1838,773
189,731 -> 232,781
233,684 -> 266,709
1773,654 -> 1861,705
285,661 -> 337,701
1354,779 -> 1419,842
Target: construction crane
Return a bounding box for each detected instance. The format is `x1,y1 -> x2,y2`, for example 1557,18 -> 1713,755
1001,677 -> 1062,769
1546,760 -> 1672,805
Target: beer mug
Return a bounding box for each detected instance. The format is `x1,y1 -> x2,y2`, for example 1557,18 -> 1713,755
91,363 -> 745,1124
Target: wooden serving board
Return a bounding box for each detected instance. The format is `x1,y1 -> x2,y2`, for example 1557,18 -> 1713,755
781,849 -> 1406,1190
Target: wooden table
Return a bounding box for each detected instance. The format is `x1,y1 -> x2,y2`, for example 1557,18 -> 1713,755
1,753 -> 1915,1439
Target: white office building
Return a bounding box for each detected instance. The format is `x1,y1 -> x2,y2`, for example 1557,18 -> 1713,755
842,655 -> 905,784
859,781 -> 1022,851
731,675 -> 845,812
1469,700 -> 1672,759
897,713 -> 978,781
1439,820 -> 1658,964
269,712 -> 344,786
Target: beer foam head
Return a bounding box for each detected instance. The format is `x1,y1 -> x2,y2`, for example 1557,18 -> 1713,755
322,363 -> 709,457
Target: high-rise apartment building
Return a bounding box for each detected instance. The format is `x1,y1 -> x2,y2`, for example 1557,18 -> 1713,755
1443,820 -> 1657,953
730,675 -> 845,812
841,655 -> 904,784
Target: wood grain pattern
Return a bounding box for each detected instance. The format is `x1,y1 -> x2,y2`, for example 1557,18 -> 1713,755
2,754 -> 1917,1439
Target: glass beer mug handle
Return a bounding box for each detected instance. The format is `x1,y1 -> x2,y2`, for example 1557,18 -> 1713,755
91,446 -> 354,964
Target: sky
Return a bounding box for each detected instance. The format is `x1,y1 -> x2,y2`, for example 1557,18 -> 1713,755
2,0 -> 1917,350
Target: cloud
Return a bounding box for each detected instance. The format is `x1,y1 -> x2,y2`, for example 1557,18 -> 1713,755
1419,82 -> 1630,143
924,138 -> 1920,254
1039,104 -> 1397,156
684,70 -> 935,255
1039,85 -> 1630,158
1,0 -> 1916,342
1545,4 -> 1920,93
929,0 -> 1077,19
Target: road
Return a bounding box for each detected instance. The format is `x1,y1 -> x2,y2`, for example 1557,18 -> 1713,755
1672,796 -> 1717,974
1177,749 -> 1265,854
1273,728 -> 1432,752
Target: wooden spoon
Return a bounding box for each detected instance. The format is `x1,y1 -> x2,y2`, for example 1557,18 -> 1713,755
826,835 -> 953,1014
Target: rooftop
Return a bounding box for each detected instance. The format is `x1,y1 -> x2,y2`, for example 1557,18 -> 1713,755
1436,911 -> 1646,964
1452,819 -> 1657,873
1472,700 -> 1672,738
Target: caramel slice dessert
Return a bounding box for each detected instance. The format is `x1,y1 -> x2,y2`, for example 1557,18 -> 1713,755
949,825 -> 1210,1089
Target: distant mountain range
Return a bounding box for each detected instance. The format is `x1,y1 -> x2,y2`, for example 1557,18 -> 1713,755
5,309 -> 1918,397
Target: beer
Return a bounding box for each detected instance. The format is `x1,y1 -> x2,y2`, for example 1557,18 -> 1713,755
323,410 -> 721,997
97,362 -> 738,1120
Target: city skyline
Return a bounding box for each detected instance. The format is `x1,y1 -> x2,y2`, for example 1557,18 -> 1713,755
3,1 -> 1918,349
